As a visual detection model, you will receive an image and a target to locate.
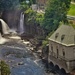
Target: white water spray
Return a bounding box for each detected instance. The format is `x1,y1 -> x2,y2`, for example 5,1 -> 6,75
19,12 -> 24,34
0,33 -> 2,39
0,19 -> 10,34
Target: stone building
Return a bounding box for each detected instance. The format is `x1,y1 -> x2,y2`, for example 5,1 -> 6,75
36,0 -> 47,9
36,0 -> 47,5
48,25 -> 75,72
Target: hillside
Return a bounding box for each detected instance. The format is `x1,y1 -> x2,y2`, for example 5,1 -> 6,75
68,3 -> 75,16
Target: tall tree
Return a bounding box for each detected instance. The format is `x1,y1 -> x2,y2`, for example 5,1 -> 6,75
43,0 -> 71,33
0,0 -> 19,11
0,0 -> 35,12
0,0 -> 20,18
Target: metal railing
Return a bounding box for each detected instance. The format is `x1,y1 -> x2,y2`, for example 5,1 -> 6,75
67,15 -> 75,20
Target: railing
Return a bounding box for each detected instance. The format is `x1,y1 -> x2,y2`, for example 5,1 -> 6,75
67,15 -> 75,20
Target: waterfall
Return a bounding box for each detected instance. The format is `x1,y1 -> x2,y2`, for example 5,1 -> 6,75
19,12 -> 24,34
0,19 -> 10,34
0,32 -> 8,44
0,33 -> 2,39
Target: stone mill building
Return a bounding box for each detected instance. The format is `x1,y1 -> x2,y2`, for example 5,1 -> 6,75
48,25 -> 75,72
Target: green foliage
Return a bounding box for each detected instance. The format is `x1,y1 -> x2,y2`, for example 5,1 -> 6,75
0,0 -> 19,11
20,1 -> 29,10
24,8 -> 44,26
19,0 -> 35,4
0,0 -> 35,11
20,0 -> 36,10
25,8 -> 36,14
36,13 -> 44,26
43,0 -> 71,33
68,4 -> 75,16
24,8 -> 36,25
71,24 -> 75,29
0,60 -> 10,75
42,30 -> 54,47
42,40 -> 48,47
68,20 -> 75,29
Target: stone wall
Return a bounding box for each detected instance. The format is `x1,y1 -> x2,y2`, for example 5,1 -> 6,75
2,9 -> 21,31
1,9 -> 45,38
24,24 -> 45,38
49,40 -> 75,60
37,0 -> 47,5
49,40 -> 75,72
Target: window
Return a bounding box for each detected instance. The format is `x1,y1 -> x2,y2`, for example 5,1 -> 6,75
51,44 -> 53,55
56,46 -> 59,58
55,33 -> 59,39
62,49 -> 65,58
51,44 -> 53,51
61,34 -> 65,41
57,48 -> 59,58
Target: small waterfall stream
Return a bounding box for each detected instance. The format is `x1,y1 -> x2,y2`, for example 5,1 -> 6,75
19,12 -> 24,34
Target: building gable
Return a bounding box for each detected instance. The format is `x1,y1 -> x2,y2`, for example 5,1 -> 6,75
49,25 -> 75,46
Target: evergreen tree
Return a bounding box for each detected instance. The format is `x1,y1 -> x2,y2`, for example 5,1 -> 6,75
0,0 -> 19,11
43,0 -> 71,33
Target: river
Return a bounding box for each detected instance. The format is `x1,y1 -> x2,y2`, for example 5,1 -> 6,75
0,39 -> 55,75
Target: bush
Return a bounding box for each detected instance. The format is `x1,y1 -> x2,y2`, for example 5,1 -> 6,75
0,60 -> 10,75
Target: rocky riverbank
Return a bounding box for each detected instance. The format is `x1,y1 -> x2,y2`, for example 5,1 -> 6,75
0,36 -> 45,75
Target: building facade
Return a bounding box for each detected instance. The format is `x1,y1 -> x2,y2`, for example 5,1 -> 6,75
36,0 -> 47,9
48,25 -> 75,72
36,0 -> 47,5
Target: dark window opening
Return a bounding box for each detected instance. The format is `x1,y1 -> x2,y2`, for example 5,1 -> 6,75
62,49 -> 65,58
55,33 -> 59,39
57,49 -> 59,58
51,44 -> 53,55
61,34 -> 65,41
51,45 -> 53,51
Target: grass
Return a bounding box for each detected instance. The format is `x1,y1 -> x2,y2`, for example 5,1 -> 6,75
68,4 -> 75,16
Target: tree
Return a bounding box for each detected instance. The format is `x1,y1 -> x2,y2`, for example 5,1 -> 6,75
24,8 -> 36,25
0,0 -> 35,13
24,8 -> 44,26
19,0 -> 35,10
0,0 -> 19,11
32,0 -> 36,4
43,0 -> 71,33
0,60 -> 10,75
20,1 -> 29,10
36,13 -> 44,25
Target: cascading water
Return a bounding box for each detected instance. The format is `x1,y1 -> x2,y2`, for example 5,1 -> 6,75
0,32 -> 8,44
0,19 -> 10,34
0,33 -> 2,39
19,12 -> 24,34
